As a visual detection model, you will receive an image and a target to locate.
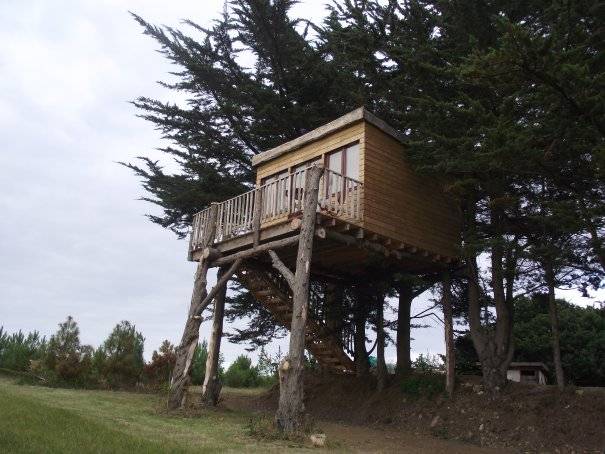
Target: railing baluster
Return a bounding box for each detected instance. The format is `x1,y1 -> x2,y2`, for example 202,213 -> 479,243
188,167 -> 363,253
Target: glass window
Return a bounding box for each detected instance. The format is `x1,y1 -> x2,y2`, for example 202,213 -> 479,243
326,143 -> 359,179
261,170 -> 288,185
327,149 -> 342,174
345,143 -> 360,180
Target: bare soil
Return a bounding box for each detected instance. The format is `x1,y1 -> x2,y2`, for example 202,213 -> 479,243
220,372 -> 605,453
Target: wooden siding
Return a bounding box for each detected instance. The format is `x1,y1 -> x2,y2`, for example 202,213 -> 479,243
363,123 -> 460,258
255,122 -> 365,185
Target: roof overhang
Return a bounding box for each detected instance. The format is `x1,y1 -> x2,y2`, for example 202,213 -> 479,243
251,107 -> 406,167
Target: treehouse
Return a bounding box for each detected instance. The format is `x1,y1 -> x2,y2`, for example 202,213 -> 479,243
189,107 -> 460,273
169,108 -> 461,410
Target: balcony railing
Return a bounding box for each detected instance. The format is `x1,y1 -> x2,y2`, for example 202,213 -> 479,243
189,167 -> 363,251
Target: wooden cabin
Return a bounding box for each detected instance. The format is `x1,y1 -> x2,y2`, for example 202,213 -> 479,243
189,107 -> 460,275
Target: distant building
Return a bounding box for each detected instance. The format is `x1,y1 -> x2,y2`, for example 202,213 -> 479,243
507,362 -> 549,385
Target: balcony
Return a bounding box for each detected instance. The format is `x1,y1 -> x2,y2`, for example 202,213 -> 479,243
189,167 -> 363,255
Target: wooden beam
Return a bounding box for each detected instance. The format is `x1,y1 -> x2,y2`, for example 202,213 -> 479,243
211,235 -> 300,267
268,250 -> 295,289
252,189 -> 262,247
194,258 -> 242,318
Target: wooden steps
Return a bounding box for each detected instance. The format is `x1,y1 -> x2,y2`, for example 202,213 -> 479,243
236,265 -> 355,373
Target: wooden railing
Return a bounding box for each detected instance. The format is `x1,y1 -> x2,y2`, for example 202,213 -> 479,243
190,167 -> 363,251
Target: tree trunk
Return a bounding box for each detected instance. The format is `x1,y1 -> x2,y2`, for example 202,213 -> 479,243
353,286 -> 369,378
275,165 -> 323,434
442,271 -> 455,396
201,266 -> 228,406
396,281 -> 413,378
376,294 -> 387,391
168,204 -> 218,410
467,257 -> 513,393
545,263 -> 565,390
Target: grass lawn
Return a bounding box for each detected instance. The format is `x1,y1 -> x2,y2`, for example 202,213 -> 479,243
0,377 -> 310,453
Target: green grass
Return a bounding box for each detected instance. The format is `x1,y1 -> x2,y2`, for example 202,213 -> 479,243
0,377 -> 309,453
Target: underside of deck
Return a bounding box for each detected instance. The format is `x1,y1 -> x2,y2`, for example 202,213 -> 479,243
191,213 -> 456,277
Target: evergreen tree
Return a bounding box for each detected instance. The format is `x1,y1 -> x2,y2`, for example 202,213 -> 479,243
99,321 -> 145,388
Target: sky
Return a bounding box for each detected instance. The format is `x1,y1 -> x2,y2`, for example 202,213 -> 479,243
1,0 -> 601,366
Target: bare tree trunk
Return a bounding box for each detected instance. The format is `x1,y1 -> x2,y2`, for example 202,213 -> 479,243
168,204 -> 218,409
545,263 -> 565,390
467,256 -> 513,393
396,281 -> 413,378
466,204 -> 515,393
376,294 -> 387,391
275,165 -> 323,434
201,266 -> 228,406
442,271 -> 455,396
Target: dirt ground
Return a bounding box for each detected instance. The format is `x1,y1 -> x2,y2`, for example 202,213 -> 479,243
219,373 -> 605,453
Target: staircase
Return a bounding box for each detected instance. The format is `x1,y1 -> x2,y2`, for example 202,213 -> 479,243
236,264 -> 355,373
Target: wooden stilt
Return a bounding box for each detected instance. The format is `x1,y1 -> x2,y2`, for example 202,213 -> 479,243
442,270 -> 455,397
201,266 -> 228,406
168,203 -> 218,410
274,165 -> 324,434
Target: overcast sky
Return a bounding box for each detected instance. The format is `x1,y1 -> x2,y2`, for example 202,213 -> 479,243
1,0 -> 601,366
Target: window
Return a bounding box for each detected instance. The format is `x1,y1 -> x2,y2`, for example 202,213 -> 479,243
325,142 -> 360,197
326,143 -> 359,179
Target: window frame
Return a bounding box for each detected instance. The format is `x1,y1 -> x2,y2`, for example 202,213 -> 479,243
324,141 -> 360,198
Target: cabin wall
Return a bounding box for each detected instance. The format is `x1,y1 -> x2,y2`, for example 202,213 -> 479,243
255,122 -> 365,184
363,123 -> 460,258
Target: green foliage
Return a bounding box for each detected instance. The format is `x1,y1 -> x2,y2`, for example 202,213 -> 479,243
412,353 -> 444,373
98,321 -> 145,388
400,373 -> 445,398
513,297 -> 605,386
223,355 -> 261,388
143,340 -> 176,388
223,354 -> 276,388
41,316 -> 95,387
190,340 -> 209,386
0,327 -> 46,372
456,297 -> 605,386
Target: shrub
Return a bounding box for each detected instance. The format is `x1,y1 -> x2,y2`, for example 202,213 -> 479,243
0,327 -> 46,372
143,340 -> 176,388
98,321 -> 145,388
412,353 -> 444,373
400,372 -> 445,397
42,317 -> 95,387
223,355 -> 262,388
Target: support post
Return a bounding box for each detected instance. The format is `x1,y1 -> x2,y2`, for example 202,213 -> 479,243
168,203 -> 218,410
252,188 -> 262,247
201,266 -> 228,406
442,270 -> 455,397
275,165 -> 323,434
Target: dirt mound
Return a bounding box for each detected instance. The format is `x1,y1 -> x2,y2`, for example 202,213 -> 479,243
223,372 -> 605,452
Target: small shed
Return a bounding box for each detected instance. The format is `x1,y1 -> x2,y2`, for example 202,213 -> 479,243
507,362 -> 549,385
